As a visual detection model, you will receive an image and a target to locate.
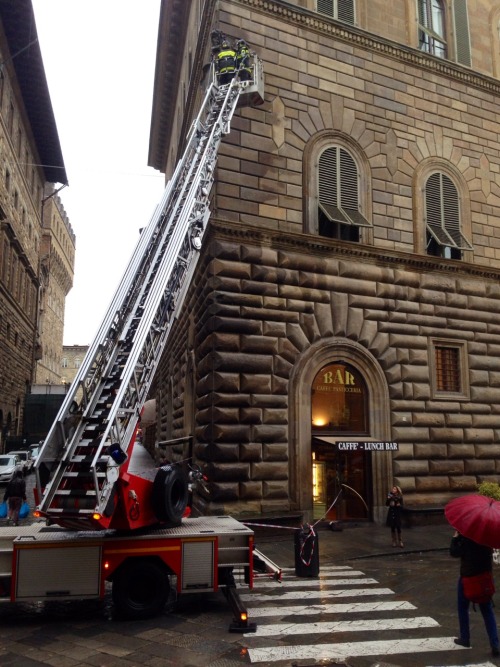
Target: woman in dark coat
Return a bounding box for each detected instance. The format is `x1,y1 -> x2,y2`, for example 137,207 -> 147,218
386,485 -> 404,548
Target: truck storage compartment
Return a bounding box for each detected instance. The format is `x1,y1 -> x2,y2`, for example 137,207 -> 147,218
15,542 -> 101,600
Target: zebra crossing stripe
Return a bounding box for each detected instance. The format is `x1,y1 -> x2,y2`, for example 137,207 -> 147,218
254,576 -> 378,588
241,587 -> 394,602
280,566 -> 365,575
245,615 -> 439,637
247,636 -> 468,663
247,599 -> 417,617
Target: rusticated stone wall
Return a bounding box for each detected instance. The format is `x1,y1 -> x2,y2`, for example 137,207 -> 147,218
155,222 -> 500,520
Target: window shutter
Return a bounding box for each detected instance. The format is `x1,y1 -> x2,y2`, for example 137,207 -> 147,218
317,0 -> 354,24
454,0 -> 472,66
317,0 -> 334,17
418,0 -> 429,28
318,147 -> 370,227
338,0 -> 355,24
339,149 -> 357,210
425,172 -> 472,250
319,147 -> 346,224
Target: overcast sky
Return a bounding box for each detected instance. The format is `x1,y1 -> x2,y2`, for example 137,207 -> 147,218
32,0 -> 164,346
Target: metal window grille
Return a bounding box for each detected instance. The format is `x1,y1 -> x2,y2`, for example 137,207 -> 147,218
435,346 -> 461,392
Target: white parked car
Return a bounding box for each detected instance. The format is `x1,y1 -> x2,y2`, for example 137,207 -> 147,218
29,444 -> 40,464
8,450 -> 32,475
0,454 -> 21,483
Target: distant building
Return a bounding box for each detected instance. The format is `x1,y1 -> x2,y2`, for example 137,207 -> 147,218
0,0 -> 68,452
61,345 -> 89,388
35,185 -> 76,385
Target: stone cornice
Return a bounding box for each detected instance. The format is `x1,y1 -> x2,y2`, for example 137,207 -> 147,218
208,218 -> 500,283
233,0 -> 500,97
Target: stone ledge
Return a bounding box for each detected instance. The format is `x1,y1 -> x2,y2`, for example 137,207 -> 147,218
401,505 -> 446,528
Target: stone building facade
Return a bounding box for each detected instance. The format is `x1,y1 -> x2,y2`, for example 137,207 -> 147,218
61,345 -> 89,388
0,2 -> 67,452
35,186 -> 75,386
148,0 -> 500,523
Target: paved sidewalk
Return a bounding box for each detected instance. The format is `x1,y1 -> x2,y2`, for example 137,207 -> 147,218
250,518 -> 452,569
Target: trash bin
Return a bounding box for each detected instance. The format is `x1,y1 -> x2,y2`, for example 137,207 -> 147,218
294,524 -> 319,577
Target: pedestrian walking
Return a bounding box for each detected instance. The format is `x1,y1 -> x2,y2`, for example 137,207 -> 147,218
386,485 -> 404,547
3,468 -> 27,526
450,531 -> 499,656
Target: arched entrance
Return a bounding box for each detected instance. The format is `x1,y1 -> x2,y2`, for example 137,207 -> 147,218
311,361 -> 370,521
289,338 -> 392,524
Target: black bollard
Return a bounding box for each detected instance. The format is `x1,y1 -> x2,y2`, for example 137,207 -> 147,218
294,523 -> 319,577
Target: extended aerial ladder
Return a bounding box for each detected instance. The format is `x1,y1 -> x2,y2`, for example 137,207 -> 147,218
34,56 -> 264,531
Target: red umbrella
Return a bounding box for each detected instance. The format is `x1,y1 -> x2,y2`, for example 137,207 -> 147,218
445,494 -> 500,549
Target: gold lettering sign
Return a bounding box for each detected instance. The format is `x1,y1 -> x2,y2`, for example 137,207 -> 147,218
311,361 -> 368,433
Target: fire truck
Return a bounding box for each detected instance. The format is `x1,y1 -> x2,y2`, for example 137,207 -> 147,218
0,50 -> 277,628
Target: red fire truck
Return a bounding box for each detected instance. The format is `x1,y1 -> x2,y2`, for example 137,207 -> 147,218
0,54 -> 274,627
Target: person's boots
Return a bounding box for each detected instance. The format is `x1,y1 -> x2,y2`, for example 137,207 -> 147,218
399,537 -> 404,548
392,536 -> 397,547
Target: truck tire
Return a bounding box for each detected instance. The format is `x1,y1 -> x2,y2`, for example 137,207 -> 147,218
151,465 -> 188,526
112,559 -> 170,619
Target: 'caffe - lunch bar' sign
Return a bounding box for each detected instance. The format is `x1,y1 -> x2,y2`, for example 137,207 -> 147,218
337,441 -> 399,451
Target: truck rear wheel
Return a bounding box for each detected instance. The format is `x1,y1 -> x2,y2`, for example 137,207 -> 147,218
112,559 -> 170,619
151,465 -> 188,525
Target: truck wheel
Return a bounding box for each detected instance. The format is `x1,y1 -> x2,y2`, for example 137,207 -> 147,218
112,560 -> 170,619
152,465 -> 188,525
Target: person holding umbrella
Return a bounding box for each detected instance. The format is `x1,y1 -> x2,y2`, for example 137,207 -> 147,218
446,495 -> 500,656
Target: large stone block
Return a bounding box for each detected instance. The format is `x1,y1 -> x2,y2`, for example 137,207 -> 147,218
414,476 -> 449,492
464,459 -> 496,474
429,460 -> 464,475
448,444 -> 476,459
196,372 -> 240,395
251,424 -> 288,442
413,412 -> 446,427
449,477 -> 478,492
263,408 -> 288,424
209,462 -> 251,482
240,443 -> 263,461
464,428 -> 495,443
263,443 -> 289,461
263,481 -> 289,499
429,428 -> 465,443
240,408 -> 263,424
240,481 -> 263,499
475,444 -> 500,458
393,459 -> 429,475
209,482 -> 240,501
392,426 -> 430,442
241,374 -> 272,393
414,443 -> 447,459
251,393 -> 288,408
251,462 -> 289,480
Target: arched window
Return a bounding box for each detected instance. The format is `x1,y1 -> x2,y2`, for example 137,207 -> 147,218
317,146 -> 370,241
425,172 -> 472,259
418,0 -> 446,58
311,361 -> 368,434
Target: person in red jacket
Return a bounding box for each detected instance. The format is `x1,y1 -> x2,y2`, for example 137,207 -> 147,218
3,468 -> 26,526
450,531 -> 499,657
